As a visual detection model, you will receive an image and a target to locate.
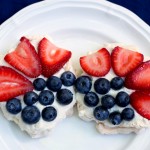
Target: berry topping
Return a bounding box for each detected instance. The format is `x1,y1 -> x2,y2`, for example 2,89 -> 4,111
21,106 -> 40,124
84,92 -> 99,107
4,37 -> 42,78
130,91 -> 150,120
0,66 -> 33,102
94,78 -> 110,95
109,112 -> 122,125
111,46 -> 143,77
93,106 -> 109,121
101,95 -> 115,109
33,78 -> 46,91
24,91 -> 38,106
116,91 -> 130,107
121,108 -> 135,121
47,76 -> 62,92
125,61 -> 150,90
80,48 -> 111,77
75,76 -> 92,94
56,89 -> 73,105
110,77 -> 124,90
60,71 -> 76,86
38,38 -> 72,77
42,106 -> 57,122
6,98 -> 22,114
39,90 -> 54,106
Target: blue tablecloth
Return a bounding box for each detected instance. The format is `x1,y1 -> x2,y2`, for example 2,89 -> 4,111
0,0 -> 150,26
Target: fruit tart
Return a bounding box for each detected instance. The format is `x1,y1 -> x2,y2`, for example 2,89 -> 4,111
75,43 -> 150,134
0,36 -> 76,138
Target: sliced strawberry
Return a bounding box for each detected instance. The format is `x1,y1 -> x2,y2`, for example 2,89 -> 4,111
38,38 -> 72,77
125,60 -> 150,90
80,48 -> 111,77
0,66 -> 33,102
111,46 -> 143,77
4,37 -> 42,78
130,91 -> 150,120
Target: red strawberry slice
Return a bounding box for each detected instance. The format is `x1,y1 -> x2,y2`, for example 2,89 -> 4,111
130,91 -> 150,120
38,38 -> 72,77
80,48 -> 111,77
4,37 -> 42,78
111,46 -> 143,77
0,66 -> 33,102
125,60 -> 150,90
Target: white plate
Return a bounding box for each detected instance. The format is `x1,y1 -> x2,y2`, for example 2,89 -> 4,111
0,0 -> 150,150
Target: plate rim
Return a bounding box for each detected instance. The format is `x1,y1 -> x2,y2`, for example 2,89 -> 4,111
0,0 -> 150,40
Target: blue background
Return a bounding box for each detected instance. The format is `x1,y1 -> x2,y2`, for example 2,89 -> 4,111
0,0 -> 150,26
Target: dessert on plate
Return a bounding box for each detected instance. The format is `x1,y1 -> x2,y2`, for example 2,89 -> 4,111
0,36 -> 76,138
75,43 -> 150,134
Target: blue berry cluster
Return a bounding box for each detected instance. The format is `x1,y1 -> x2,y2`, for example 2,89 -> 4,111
6,71 -> 76,125
75,76 -> 135,125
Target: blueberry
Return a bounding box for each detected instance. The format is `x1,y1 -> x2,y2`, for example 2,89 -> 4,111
33,78 -> 46,91
24,91 -> 38,106
42,106 -> 57,121
38,90 -> 54,106
121,108 -> 135,121
47,76 -> 62,92
75,76 -> 92,94
6,98 -> 22,114
101,95 -> 115,109
60,71 -> 76,86
109,111 -> 122,125
21,106 -> 40,124
93,106 -> 109,121
56,89 -> 73,105
84,92 -> 99,107
94,78 -> 110,95
116,91 -> 130,107
111,77 -> 124,90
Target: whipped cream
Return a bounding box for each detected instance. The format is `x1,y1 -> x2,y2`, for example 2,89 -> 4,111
76,43 -> 150,134
0,36 -> 76,138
